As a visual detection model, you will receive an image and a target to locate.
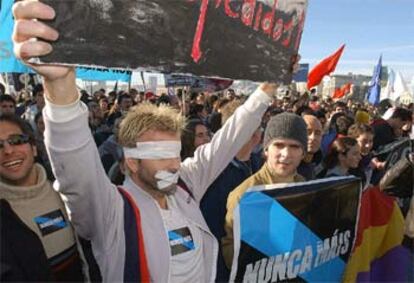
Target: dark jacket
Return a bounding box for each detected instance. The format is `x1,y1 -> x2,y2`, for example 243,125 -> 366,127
298,150 -> 323,180
200,155 -> 261,282
379,154 -> 414,238
371,119 -> 395,151
0,199 -> 53,281
0,199 -> 84,281
380,155 -> 413,211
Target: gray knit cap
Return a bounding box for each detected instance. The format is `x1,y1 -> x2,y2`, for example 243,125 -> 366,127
263,112 -> 308,151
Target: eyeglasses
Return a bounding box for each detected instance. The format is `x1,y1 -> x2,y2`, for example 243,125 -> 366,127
0,134 -> 31,149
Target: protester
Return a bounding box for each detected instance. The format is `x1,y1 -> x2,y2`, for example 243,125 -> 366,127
0,114 -> 85,281
333,101 -> 347,114
188,103 -> 208,122
355,109 -> 370,124
22,84 -> 44,130
320,112 -> 346,156
107,94 -> 133,126
226,89 -> 236,101
144,91 -> 157,103
98,116 -> 124,173
321,113 -> 354,156
32,112 -> 54,180
9,0 -> 414,280
0,94 -> 16,115
371,107 -> 412,150
314,109 -> 327,129
323,137 -> 362,177
207,98 -> 230,133
222,112 -> 308,267
180,119 -> 211,160
98,97 -> 109,118
298,114 -> 324,180
347,123 -> 385,185
200,100 -> 263,282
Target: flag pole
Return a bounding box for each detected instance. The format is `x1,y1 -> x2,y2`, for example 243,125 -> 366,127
140,72 -> 147,90
4,73 -> 10,94
24,74 -> 28,96
182,87 -> 187,117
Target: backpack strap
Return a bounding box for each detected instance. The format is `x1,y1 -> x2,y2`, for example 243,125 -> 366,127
118,187 -> 150,282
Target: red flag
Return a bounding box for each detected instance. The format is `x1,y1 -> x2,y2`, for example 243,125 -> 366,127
332,82 -> 352,99
333,87 -> 342,99
307,44 -> 346,89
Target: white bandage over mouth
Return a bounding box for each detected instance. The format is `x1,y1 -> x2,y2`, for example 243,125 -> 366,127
155,170 -> 180,190
123,141 -> 181,160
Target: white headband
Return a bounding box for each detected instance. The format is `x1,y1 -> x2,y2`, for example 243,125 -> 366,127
123,141 -> 181,160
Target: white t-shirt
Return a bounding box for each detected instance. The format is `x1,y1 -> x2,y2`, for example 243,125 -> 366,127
159,196 -> 205,283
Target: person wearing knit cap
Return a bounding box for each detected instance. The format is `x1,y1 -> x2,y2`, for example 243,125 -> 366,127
222,112 -> 308,267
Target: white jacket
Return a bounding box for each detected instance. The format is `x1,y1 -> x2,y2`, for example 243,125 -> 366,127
43,88 -> 271,282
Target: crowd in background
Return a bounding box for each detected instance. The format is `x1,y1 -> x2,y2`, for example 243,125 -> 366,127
1,80 -> 413,281
1,82 -> 413,184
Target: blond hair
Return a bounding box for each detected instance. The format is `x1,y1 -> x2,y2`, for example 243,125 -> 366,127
118,102 -> 185,147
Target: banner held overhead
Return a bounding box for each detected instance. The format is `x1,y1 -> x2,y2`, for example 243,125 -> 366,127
39,0 -> 308,83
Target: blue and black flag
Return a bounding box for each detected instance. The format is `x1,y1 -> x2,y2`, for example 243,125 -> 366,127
231,177 -> 361,282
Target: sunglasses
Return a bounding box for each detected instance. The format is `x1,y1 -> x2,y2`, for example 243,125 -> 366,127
0,134 -> 31,149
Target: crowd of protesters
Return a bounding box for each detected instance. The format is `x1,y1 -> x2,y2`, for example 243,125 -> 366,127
2,77 -> 413,281
1,0 -> 414,282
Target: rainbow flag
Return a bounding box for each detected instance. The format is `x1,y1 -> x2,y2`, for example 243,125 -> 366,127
343,187 -> 413,282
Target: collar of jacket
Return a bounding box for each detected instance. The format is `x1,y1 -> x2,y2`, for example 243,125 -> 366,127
0,163 -> 47,200
257,162 -> 304,184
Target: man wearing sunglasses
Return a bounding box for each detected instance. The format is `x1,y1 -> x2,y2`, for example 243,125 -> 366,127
0,114 -> 86,281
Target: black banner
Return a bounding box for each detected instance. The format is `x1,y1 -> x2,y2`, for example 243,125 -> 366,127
40,0 -> 308,83
375,138 -> 414,170
8,73 -> 38,92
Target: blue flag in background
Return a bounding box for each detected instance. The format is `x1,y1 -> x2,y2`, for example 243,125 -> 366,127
367,55 -> 382,105
0,0 -> 131,82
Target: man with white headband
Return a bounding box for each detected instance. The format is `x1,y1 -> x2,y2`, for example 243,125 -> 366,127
11,1 -> 288,281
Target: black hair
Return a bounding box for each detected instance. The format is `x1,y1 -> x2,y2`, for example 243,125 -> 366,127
157,94 -> 171,106
180,119 -> 207,160
188,103 -> 205,118
325,137 -> 358,169
390,108 -> 412,122
0,113 -> 35,145
116,94 -> 132,105
335,115 -> 354,135
32,84 -> 44,97
0,94 -> 16,105
334,101 -> 346,109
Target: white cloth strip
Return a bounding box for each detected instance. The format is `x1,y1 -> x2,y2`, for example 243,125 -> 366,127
123,141 -> 181,160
